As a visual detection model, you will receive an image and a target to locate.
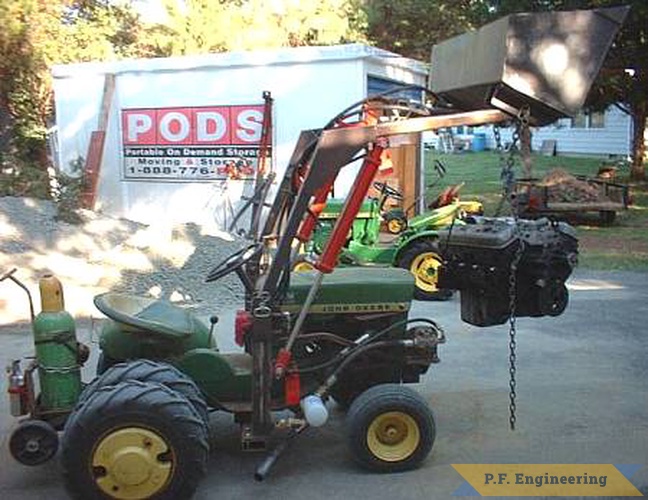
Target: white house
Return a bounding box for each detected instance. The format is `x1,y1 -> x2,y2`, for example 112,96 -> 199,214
51,44 -> 427,229
425,106 -> 636,158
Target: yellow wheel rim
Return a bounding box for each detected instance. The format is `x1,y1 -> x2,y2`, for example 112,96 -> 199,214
366,411 -> 420,462
410,252 -> 442,292
293,260 -> 315,272
92,427 -> 173,500
387,218 -> 405,234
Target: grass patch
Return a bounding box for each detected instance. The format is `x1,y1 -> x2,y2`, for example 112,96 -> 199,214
424,150 -> 648,272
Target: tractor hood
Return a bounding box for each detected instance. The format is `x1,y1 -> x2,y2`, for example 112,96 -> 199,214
429,6 -> 629,126
283,267 -> 414,314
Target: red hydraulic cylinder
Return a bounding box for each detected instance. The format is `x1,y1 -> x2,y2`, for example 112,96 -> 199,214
296,176 -> 335,243
315,144 -> 384,273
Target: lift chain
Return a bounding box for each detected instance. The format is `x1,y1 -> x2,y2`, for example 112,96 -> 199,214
493,108 -> 530,430
507,229 -> 525,431
493,121 -> 520,216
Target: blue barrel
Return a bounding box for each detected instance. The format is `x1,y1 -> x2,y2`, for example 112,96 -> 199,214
472,133 -> 486,152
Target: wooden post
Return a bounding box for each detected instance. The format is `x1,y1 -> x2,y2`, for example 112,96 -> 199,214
81,73 -> 115,209
520,124 -> 533,178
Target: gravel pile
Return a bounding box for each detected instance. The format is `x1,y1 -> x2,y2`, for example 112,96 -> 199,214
0,196 -> 247,323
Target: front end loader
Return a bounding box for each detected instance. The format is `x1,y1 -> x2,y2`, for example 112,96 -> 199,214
3,6 -> 627,499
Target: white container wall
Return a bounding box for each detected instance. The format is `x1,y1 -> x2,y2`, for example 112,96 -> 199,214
52,44 -> 427,230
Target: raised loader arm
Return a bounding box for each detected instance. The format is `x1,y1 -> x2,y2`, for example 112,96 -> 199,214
245,3 -> 628,443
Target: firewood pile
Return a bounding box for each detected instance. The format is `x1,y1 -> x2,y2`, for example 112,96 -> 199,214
537,168 -> 606,203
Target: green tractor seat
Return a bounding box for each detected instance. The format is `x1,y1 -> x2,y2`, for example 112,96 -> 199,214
94,293 -> 207,341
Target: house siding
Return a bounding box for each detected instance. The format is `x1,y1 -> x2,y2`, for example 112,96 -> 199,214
481,106 -> 632,157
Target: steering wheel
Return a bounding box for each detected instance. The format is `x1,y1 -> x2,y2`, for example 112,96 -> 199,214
373,181 -> 403,201
205,243 -> 263,288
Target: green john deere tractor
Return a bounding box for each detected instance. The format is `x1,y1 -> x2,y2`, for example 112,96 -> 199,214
2,7 -> 624,499
305,177 -> 483,301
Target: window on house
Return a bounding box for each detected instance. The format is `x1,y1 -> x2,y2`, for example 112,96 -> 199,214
589,111 -> 605,128
571,110 -> 605,128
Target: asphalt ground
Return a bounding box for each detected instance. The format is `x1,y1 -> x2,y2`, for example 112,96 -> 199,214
0,268 -> 646,499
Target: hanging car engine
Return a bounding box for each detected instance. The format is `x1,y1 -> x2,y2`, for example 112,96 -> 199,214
438,217 -> 578,327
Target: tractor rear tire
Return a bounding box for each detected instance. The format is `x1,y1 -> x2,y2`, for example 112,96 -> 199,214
346,384 -> 435,473
61,380 -> 209,500
79,359 -> 209,426
96,351 -> 119,375
397,240 -> 452,301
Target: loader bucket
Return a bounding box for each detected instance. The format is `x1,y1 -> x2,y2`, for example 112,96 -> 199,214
429,6 -> 629,126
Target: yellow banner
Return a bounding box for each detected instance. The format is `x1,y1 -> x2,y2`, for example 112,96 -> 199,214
452,464 -> 643,496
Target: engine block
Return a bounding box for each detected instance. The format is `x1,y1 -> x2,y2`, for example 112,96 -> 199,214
438,217 -> 578,326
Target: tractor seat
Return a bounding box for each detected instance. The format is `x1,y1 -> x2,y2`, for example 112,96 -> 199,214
94,293 -> 204,340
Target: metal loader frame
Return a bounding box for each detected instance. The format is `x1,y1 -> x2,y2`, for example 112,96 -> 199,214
244,106 -> 510,440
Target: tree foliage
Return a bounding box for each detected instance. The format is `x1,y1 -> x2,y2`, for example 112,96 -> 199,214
584,0 -> 648,180
0,0 -> 142,197
361,0 -> 490,61
134,0 -> 366,57
0,0 -> 367,195
363,0 -> 647,180
486,0 -> 647,179
1,0 -> 646,195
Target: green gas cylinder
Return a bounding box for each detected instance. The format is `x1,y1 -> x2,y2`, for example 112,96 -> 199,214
32,275 -> 82,411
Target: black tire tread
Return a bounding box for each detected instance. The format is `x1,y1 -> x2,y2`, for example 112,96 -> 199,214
62,380 -> 208,500
346,383 -> 435,473
80,359 -> 209,425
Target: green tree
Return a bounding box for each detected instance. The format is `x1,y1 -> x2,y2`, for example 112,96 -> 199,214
486,0 -> 647,179
362,0 -> 490,61
138,0 -> 367,57
584,1 -> 648,181
0,0 -> 142,196
362,0 -> 647,180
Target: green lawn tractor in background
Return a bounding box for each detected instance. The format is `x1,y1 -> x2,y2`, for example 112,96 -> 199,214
2,7 -> 624,499
376,159 -> 484,236
304,177 -> 483,300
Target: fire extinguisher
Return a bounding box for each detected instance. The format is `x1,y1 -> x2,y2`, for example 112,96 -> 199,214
7,360 -> 27,417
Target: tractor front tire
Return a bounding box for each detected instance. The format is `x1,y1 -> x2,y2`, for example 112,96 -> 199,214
346,384 -> 435,473
79,359 -> 210,426
385,213 -> 407,234
62,380 -> 209,500
397,240 -> 452,301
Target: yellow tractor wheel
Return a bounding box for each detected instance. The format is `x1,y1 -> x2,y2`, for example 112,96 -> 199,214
292,259 -> 315,272
346,384 -> 435,472
61,380 -> 209,499
397,240 -> 453,301
386,216 -> 407,234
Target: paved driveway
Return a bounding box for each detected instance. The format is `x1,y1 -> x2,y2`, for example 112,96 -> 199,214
1,269 -> 646,499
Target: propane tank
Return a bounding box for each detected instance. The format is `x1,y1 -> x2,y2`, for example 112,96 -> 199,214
32,274 -> 82,411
